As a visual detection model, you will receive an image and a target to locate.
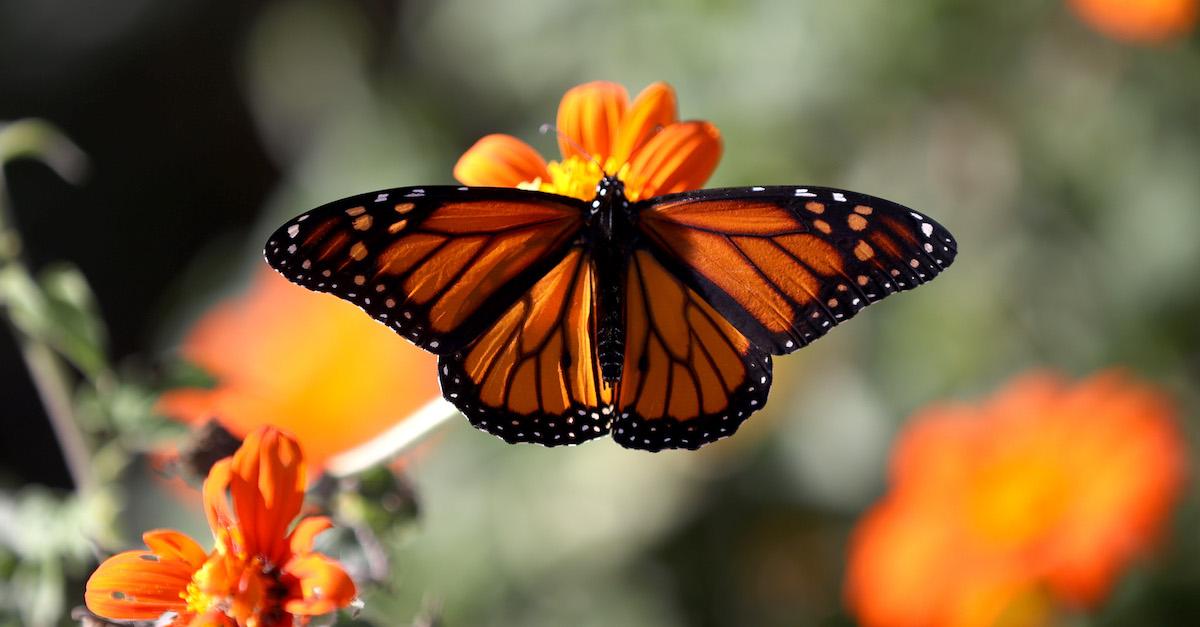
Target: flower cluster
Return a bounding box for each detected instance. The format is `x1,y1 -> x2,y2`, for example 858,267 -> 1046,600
845,371 -> 1186,627
86,427 -> 357,626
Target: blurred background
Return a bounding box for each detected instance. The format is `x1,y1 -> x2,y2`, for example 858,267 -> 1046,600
1,0 -> 1198,625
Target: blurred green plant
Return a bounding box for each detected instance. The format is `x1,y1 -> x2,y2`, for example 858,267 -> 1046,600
0,120 -> 193,626
0,121 -> 426,627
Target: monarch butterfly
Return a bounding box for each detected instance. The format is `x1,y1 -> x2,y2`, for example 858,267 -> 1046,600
265,80 -> 955,449
264,82 -> 956,452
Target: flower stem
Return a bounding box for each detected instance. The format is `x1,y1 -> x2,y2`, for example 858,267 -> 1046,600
0,120 -> 92,491
13,331 -> 93,491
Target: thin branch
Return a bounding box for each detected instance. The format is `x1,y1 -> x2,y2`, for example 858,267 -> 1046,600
15,337 -> 92,490
0,120 -> 92,491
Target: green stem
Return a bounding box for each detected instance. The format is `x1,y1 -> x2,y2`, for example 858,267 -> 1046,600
13,327 -> 93,491
0,121 -> 93,492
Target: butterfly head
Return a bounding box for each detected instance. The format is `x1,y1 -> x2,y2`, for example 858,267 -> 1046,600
593,176 -> 629,211
586,175 -> 633,243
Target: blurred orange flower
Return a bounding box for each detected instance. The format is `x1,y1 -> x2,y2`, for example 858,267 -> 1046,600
845,371 -> 1186,627
1068,0 -> 1198,43
158,268 -> 440,469
86,427 -> 357,626
454,80 -> 722,202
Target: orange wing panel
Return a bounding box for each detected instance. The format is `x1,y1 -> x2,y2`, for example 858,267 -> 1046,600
637,187 -> 957,355
612,250 -> 771,451
265,186 -> 585,354
439,248 -> 615,446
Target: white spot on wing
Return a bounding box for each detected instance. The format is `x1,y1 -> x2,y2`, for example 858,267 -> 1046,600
287,224 -> 300,238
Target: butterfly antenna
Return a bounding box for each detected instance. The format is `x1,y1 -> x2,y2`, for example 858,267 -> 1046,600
539,124 -> 608,175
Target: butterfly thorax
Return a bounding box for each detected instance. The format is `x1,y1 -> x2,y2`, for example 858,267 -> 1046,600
587,176 -> 635,384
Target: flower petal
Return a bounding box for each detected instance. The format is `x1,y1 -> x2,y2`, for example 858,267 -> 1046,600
610,82 -> 677,166
624,121 -> 722,200
158,269 -> 442,471
143,530 -> 209,571
229,565 -> 266,625
288,516 -> 335,555
230,427 -> 306,566
1068,0 -> 1198,43
184,610 -> 237,626
282,554 -> 358,616
203,458 -> 236,549
85,549 -> 193,620
556,81 -> 629,162
453,134 -> 549,187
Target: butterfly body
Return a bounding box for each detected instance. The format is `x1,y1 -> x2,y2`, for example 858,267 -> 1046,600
265,183 -> 956,451
586,176 -> 635,383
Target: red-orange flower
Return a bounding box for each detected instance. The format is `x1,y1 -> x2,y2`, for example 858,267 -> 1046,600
1068,0 -> 1198,43
86,427 -> 357,626
158,269 -> 440,469
845,371 -> 1186,627
454,80 -> 722,202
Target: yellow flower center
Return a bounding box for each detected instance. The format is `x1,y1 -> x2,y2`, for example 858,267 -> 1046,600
183,552 -> 286,625
991,585 -> 1055,627
183,578 -> 215,616
518,155 -> 632,202
966,451 -> 1069,550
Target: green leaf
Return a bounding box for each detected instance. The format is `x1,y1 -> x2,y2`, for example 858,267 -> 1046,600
37,263 -> 109,380
0,264 -> 110,381
0,119 -> 87,184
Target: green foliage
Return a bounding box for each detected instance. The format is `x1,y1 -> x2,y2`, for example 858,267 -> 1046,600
0,120 -> 185,625
0,263 -> 108,382
0,489 -> 98,627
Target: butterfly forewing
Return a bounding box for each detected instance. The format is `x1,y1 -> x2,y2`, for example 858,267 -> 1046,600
264,186 -> 585,354
635,186 -> 957,355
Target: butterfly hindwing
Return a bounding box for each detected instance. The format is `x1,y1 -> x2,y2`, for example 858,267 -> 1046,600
635,186 -> 957,355
439,247 -> 614,446
612,249 -> 772,451
265,186 -> 585,354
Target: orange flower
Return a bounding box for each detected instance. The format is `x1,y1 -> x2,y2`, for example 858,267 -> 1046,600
158,269 -> 440,469
845,371 -> 1186,627
454,80 -> 722,202
1068,0 -> 1198,43
86,427 -> 357,626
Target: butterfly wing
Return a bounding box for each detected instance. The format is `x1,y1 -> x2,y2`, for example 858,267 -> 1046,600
611,186 -> 956,451
439,246 -> 615,446
635,186 -> 957,355
264,186 -> 585,354
612,249 -> 771,451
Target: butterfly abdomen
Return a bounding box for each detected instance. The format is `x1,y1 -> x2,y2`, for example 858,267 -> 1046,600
596,276 -> 624,383
590,176 -> 634,384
